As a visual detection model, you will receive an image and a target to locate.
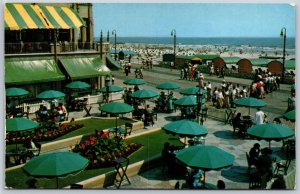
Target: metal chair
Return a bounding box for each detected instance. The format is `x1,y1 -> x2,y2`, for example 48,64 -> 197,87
274,159 -> 291,176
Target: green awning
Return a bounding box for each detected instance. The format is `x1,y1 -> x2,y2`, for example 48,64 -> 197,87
59,57 -> 111,80
222,57 -> 240,64
249,58 -> 270,67
5,58 -> 65,85
176,55 -> 195,60
106,55 -> 122,70
284,60 -> 295,70
195,54 -> 220,60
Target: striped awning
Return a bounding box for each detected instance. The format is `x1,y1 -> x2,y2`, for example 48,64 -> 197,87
5,3 -> 85,30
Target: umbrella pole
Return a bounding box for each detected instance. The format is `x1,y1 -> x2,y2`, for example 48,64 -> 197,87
269,141 -> 271,149
56,177 -> 59,189
249,107 -> 251,116
203,171 -> 206,187
115,117 -> 118,129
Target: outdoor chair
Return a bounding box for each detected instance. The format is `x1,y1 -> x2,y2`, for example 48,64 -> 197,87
274,159 -> 291,176
119,122 -> 133,138
246,152 -> 256,174
232,123 -> 240,137
249,172 -> 268,189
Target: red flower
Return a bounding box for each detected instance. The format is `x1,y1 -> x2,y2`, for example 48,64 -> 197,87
90,141 -> 94,145
81,143 -> 85,150
86,140 -> 90,145
103,132 -> 109,138
90,137 -> 96,141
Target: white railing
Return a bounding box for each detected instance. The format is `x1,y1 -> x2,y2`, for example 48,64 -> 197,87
16,102 -> 51,114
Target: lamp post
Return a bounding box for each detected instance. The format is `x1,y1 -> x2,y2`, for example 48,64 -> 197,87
112,30 -> 117,61
280,27 -> 286,82
196,89 -> 203,124
171,29 -> 176,70
105,75 -> 110,103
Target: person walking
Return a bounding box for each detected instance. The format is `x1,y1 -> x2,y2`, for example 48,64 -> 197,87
255,108 -> 267,125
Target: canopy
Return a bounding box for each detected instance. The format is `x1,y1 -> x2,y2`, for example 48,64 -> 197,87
284,60 -> 296,70
156,82 -> 180,90
249,58 -> 270,67
247,123 -> 295,148
222,57 -> 240,64
100,102 -> 133,114
6,118 -> 40,133
5,58 -> 65,85
106,55 -> 122,70
283,109 -> 295,122
163,120 -> 208,138
5,3 -> 85,30
180,87 -> 207,95
176,145 -> 234,171
132,89 -> 159,99
123,78 -> 146,85
65,81 -> 90,90
22,152 -> 89,188
233,97 -> 267,115
6,87 -> 29,97
99,85 -> 123,93
59,57 -> 111,80
37,90 -> 65,99
174,96 -> 198,107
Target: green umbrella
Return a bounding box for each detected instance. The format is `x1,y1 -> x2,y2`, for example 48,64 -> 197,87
36,90 -> 65,100
65,81 -> 90,90
22,152 -> 89,188
247,123 -> 295,149
99,102 -> 133,128
163,120 -> 208,138
6,118 -> 40,150
176,145 -> 234,185
123,78 -> 146,85
132,89 -> 159,99
283,109 -> 295,122
233,97 -> 267,115
6,118 -> 40,133
174,96 -> 205,107
156,82 -> 180,90
180,87 -> 207,95
99,85 -> 123,93
6,87 -> 29,97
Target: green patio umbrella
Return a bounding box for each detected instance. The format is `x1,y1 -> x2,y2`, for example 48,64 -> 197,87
6,118 -> 40,133
132,89 -> 159,99
22,152 -> 89,188
176,145 -> 234,185
180,87 -> 207,95
6,87 -> 29,97
36,90 -> 65,100
99,85 -> 123,93
174,96 -> 205,107
99,102 -> 133,128
247,123 -> 295,149
283,109 -> 295,122
6,118 -> 40,150
233,97 -> 267,115
65,81 -> 90,90
163,120 -> 208,138
156,82 -> 180,90
123,78 -> 146,85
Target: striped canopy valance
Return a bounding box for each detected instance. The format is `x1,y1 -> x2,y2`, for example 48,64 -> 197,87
5,3 -> 85,30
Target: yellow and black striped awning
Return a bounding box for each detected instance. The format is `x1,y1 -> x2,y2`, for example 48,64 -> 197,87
5,3 -> 85,30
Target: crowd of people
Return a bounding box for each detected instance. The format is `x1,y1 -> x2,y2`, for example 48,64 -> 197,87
156,91 -> 175,113
36,103 -> 68,123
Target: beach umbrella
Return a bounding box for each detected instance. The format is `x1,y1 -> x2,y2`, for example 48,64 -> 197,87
22,152 -> 89,188
156,82 -> 180,90
99,85 -> 123,93
123,78 -> 146,85
247,123 -> 295,149
65,81 -> 90,90
99,102 -> 133,128
176,145 -> 234,185
180,87 -> 207,95
6,118 -> 40,150
163,120 -> 208,138
6,87 -> 29,97
283,109 -> 295,122
174,96 -> 205,107
36,90 -> 65,100
233,97 -> 267,115
132,89 -> 159,99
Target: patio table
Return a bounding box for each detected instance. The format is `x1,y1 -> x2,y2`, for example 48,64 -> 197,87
108,127 -> 125,137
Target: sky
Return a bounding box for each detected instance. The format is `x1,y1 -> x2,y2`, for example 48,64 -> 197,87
93,3 -> 295,38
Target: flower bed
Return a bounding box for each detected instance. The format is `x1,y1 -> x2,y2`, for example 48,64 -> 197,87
72,131 -> 142,169
6,123 -> 84,145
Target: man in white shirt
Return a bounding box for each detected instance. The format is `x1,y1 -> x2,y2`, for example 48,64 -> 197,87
255,108 -> 266,125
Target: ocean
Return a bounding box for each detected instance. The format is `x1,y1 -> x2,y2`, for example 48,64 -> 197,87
95,37 -> 295,55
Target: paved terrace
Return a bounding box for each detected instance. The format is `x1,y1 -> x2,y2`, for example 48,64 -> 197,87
25,65 -> 296,189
